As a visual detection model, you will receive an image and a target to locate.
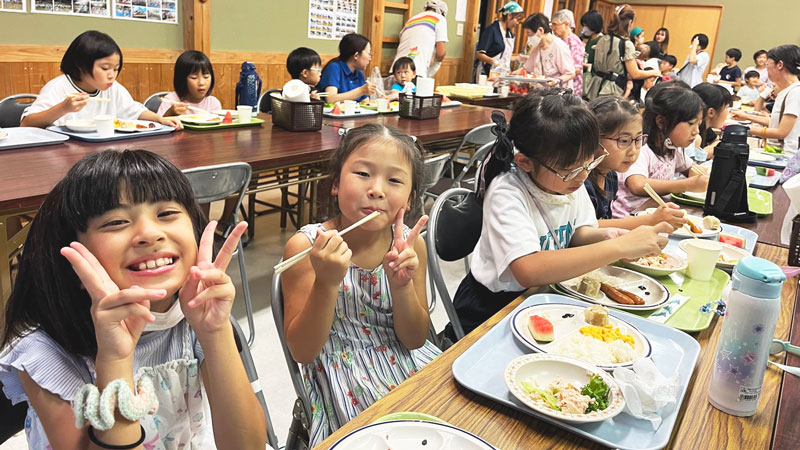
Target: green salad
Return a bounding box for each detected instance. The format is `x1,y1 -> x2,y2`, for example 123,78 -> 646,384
521,374 -> 610,414
764,145 -> 784,154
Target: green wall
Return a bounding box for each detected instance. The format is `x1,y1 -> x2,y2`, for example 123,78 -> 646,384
0,11 -> 183,48
625,0 -> 800,69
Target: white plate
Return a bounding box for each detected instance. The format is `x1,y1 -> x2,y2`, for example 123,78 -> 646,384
178,114 -> 223,124
749,150 -> 776,162
618,252 -> 687,277
212,109 -> 238,116
65,119 -> 97,132
0,130 -> 7,140
678,239 -> 749,271
114,120 -> 163,133
556,265 -> 670,311
504,354 -> 625,423
329,420 -> 497,449
483,93 -> 500,97
642,208 -> 721,238
753,147 -> 785,157
510,303 -> 652,369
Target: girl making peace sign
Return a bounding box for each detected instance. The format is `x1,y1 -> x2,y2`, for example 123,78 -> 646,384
1,150 -> 266,449
281,124 -> 441,446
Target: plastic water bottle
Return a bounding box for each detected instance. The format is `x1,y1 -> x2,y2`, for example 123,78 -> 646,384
707,256 -> 785,416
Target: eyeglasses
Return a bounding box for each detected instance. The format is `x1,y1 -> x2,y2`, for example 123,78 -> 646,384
538,147 -> 609,182
602,134 -> 647,150
309,67 -> 322,73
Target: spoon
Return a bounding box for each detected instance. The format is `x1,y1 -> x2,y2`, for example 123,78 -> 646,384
768,360 -> 800,378
769,338 -> 800,356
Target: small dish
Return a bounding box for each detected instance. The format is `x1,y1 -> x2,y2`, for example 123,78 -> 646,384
114,120 -> 163,133
642,208 -> 721,238
64,119 -> 97,132
504,354 -> 625,424
749,151 -> 776,162
619,252 -> 687,277
179,114 -> 223,124
329,420 -> 497,449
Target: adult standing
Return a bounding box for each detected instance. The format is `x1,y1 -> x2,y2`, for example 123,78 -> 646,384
517,13 -> 575,90
318,33 -> 376,103
393,0 -> 449,78
579,10 -> 604,99
646,27 -> 669,59
551,9 -> 584,97
584,4 -> 659,100
474,1 -> 525,80
731,45 -> 800,180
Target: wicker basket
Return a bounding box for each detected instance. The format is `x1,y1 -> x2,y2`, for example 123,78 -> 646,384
270,93 -> 324,131
789,214 -> 800,266
399,93 -> 443,120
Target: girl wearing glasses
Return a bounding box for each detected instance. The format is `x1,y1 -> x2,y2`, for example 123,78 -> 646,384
446,89 -> 670,339
586,97 -> 688,230
612,82 -> 709,218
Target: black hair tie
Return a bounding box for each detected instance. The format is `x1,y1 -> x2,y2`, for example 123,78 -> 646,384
88,425 -> 146,449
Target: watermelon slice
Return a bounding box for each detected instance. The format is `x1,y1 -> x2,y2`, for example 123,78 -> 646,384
331,103 -> 342,115
719,233 -> 745,249
222,111 -> 233,124
528,315 -> 554,342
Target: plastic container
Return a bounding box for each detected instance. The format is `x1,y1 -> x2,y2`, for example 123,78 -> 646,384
707,256 -> 786,416
270,93 -> 324,132
399,93 -> 442,120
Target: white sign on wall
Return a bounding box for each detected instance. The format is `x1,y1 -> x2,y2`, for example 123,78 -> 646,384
308,0 -> 358,40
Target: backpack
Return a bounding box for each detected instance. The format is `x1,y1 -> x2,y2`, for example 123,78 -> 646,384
235,62 -> 262,109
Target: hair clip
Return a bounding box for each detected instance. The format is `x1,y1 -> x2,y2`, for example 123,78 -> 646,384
338,127 -> 351,136
409,135 -> 418,143
615,5 -> 624,13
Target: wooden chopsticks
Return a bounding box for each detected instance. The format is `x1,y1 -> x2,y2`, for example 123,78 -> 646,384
642,182 -> 700,239
690,165 -> 709,177
273,211 -> 381,275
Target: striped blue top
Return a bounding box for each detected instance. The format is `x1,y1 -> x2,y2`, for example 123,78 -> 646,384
297,223 -> 442,446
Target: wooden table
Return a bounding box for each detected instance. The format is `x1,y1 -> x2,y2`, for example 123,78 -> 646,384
317,244 -> 798,450
0,105 -> 505,300
447,94 -> 524,110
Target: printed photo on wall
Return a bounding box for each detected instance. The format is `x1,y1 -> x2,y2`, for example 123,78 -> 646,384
33,0 -> 110,17
113,0 -> 177,23
0,0 -> 26,13
308,0 -> 358,40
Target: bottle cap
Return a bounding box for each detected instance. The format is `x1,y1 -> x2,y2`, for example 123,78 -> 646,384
732,256 -> 786,299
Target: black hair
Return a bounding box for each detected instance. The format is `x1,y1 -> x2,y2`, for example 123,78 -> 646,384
579,10 -> 603,34
692,33 -> 709,51
744,70 -> 760,80
286,47 -> 322,79
693,83 -> 732,146
726,48 -> 742,62
479,89 -> 599,194
323,124 -> 425,221
661,54 -> 677,68
392,57 -> 416,74
2,150 -> 206,359
522,13 -> 551,34
643,83 -> 704,158
753,49 -> 768,61
767,44 -> 800,76
325,33 -> 370,70
60,30 -> 123,82
173,50 -> 215,100
653,27 -> 669,53
588,96 -> 641,199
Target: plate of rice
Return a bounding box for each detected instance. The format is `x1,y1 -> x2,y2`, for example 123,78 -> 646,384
511,303 -> 651,369
556,266 -> 670,311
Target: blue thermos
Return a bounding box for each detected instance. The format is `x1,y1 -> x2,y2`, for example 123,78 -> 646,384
235,62 -> 262,112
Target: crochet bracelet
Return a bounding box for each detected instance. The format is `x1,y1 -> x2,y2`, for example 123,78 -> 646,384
73,376 -> 159,431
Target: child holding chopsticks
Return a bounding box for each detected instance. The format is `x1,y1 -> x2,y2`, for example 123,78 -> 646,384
280,124 -> 440,446
611,82 -> 709,218
158,50 -> 222,116
21,30 -> 181,129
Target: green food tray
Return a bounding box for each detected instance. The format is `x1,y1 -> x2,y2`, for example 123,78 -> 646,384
551,268 -> 729,332
670,188 -> 773,216
181,118 -> 265,130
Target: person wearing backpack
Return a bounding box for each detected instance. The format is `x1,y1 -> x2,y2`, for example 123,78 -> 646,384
583,4 -> 659,100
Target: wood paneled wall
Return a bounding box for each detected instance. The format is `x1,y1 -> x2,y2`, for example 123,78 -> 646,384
0,45 -> 463,110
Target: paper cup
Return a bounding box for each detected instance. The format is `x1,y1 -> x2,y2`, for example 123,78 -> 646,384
500,84 -> 510,97
342,100 -> 356,115
94,115 -> 114,137
416,77 -> 435,97
685,240 -> 723,281
478,74 -> 488,86
237,105 -> 252,123
377,98 -> 389,112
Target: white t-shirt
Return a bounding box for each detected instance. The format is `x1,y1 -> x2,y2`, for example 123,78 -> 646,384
393,10 -> 448,78
768,82 -> 800,153
22,74 -> 147,126
471,169 -> 598,292
677,51 -> 710,88
737,85 -> 760,104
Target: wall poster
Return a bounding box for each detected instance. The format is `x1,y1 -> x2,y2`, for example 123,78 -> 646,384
308,0 -> 358,40
114,0 -> 177,24
33,0 -> 110,17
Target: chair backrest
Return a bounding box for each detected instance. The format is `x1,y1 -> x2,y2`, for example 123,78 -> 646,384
461,123 -> 496,148
454,140 -> 494,186
230,316 -> 279,449
143,91 -> 169,114
425,188 -> 483,340
258,89 -> 282,114
182,162 -> 252,207
270,271 -> 314,430
422,152 -> 454,194
0,94 -> 37,128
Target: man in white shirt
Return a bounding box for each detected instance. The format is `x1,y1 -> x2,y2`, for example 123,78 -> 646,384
676,33 -> 710,88
393,0 -> 449,78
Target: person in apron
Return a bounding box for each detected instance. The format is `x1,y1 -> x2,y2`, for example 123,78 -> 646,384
474,1 -> 525,80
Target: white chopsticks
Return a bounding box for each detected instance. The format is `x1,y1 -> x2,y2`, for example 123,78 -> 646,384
273,211 -> 381,275
159,98 -> 211,114
643,182 -> 700,239
67,94 -> 110,103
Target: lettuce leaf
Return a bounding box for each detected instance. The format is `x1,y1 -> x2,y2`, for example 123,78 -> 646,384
520,381 -> 560,410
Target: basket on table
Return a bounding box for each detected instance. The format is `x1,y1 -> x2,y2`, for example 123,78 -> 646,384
270,92 -> 324,131
399,93 -> 443,120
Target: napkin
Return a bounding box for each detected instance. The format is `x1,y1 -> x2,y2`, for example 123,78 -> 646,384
282,79 -> 310,103
613,359 -> 680,430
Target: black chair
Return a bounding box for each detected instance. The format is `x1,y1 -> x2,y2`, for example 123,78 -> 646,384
258,89 -> 282,114
143,92 -> 169,113
0,94 -> 37,127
